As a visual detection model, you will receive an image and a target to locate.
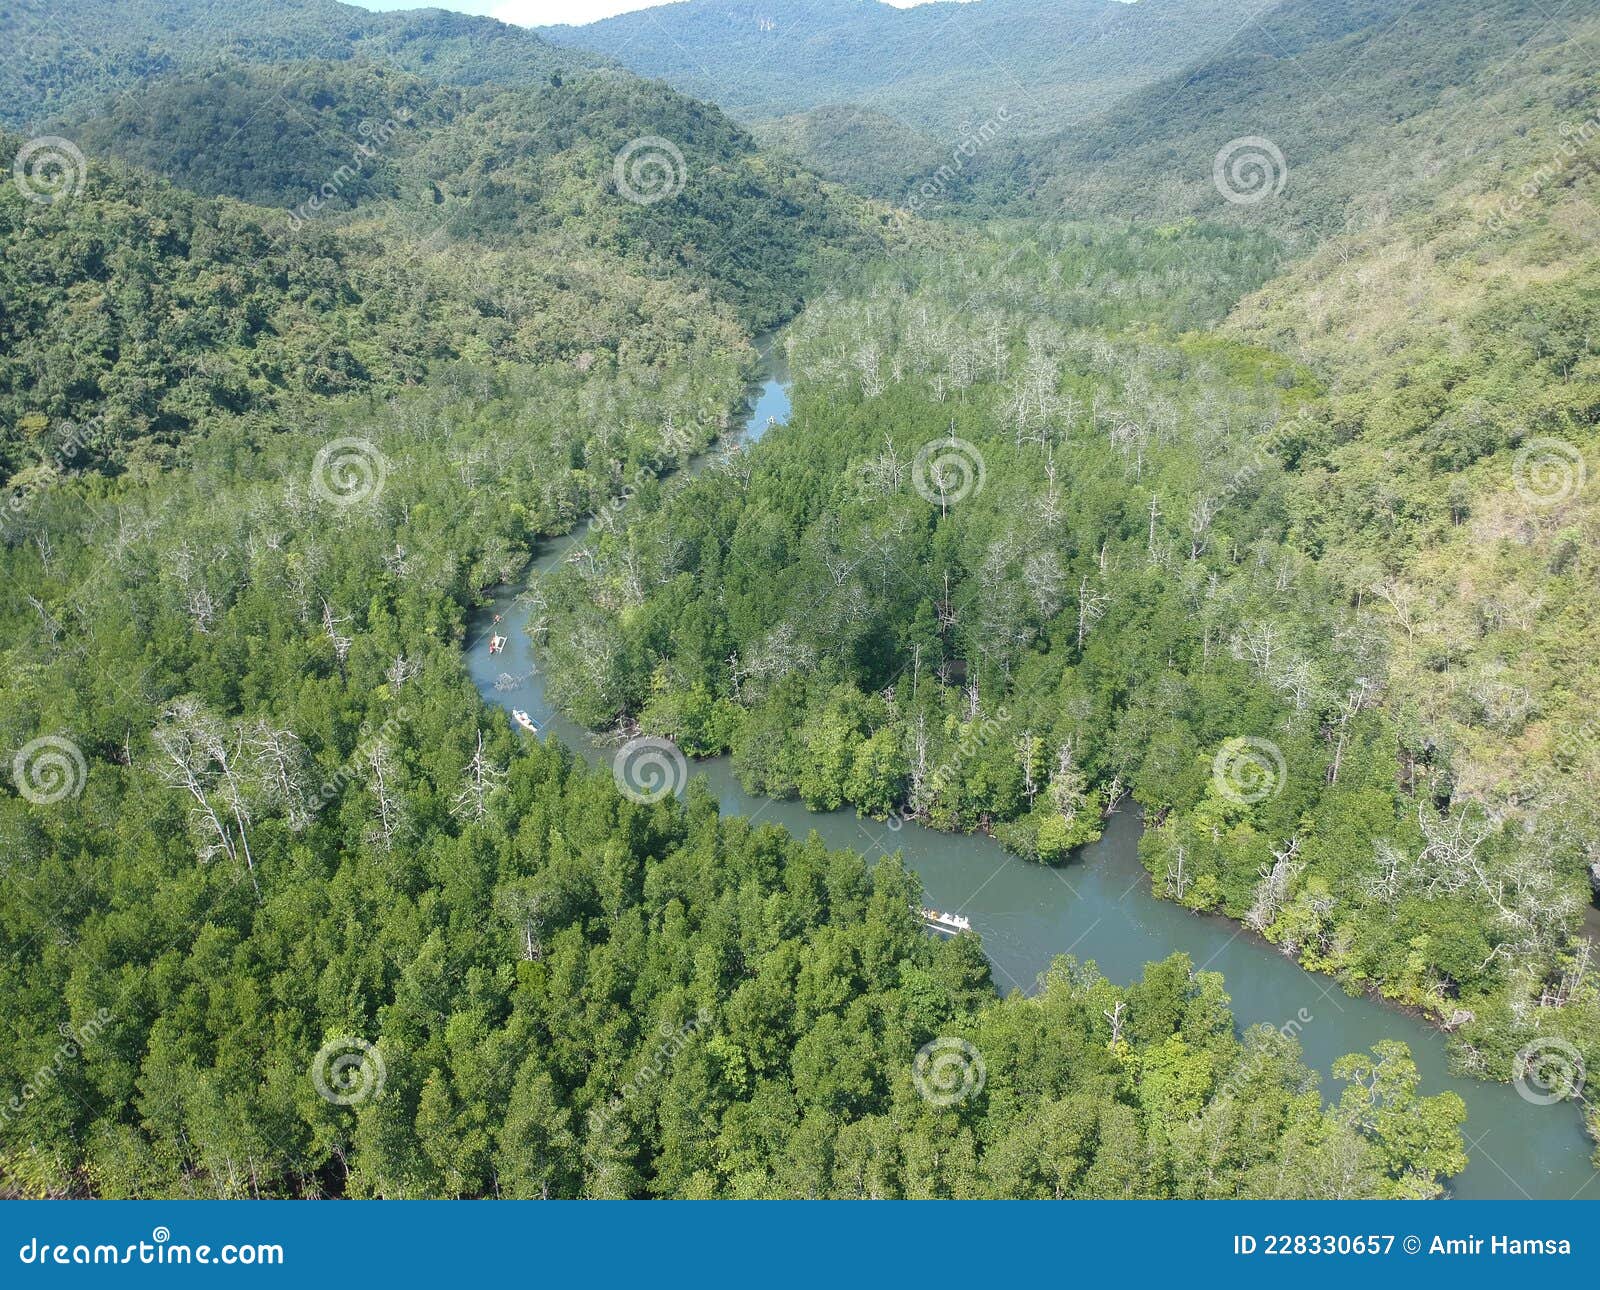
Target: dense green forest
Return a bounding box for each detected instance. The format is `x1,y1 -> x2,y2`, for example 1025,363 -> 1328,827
2,69 -> 886,474
1,0 -> 604,129
0,123 -> 1466,1201
4,0 -> 1598,1201
751,107 -> 946,204
528,210 -> 1600,1148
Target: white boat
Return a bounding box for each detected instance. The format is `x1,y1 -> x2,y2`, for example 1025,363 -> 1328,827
488,634 -> 507,655
919,907 -> 973,934
512,709 -> 538,734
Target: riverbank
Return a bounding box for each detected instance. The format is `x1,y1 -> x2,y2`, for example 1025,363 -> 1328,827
463,335 -> 1598,1201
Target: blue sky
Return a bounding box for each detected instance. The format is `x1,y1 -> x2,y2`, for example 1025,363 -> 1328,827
349,0 -> 973,31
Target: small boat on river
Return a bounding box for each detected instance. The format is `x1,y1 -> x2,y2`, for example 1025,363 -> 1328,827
512,709 -> 538,734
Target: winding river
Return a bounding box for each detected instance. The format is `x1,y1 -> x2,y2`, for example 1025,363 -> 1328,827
467,338 -> 1597,1200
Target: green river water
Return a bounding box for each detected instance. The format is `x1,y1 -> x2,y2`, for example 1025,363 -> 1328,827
466,340 -> 1597,1201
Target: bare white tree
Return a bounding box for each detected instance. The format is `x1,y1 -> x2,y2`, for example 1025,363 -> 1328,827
452,730 -> 507,822
1075,575 -> 1110,652
1245,838 -> 1302,933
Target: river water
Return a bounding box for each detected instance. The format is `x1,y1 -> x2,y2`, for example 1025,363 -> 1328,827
466,343 -> 1597,1200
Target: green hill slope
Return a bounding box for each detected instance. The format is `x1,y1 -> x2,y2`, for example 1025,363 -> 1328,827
3,67 -> 885,475
542,0 -> 1280,139
1,0 -> 605,129
1021,0 -> 1600,239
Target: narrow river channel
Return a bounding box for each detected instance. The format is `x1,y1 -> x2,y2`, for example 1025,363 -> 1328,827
467,337 -> 1597,1201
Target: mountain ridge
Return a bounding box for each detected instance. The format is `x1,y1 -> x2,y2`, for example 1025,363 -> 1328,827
0,0 -> 609,129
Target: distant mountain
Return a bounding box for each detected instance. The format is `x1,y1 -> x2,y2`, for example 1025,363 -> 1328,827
541,0 -> 1281,139
1021,0 -> 1599,237
0,0 -> 606,129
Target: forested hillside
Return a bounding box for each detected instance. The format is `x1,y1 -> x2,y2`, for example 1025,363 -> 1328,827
1,0 -> 604,129
545,0 -> 1279,140
1018,0 -> 1600,239
63,62 -> 460,212
1221,24 -> 1600,914
2,69 -> 884,475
